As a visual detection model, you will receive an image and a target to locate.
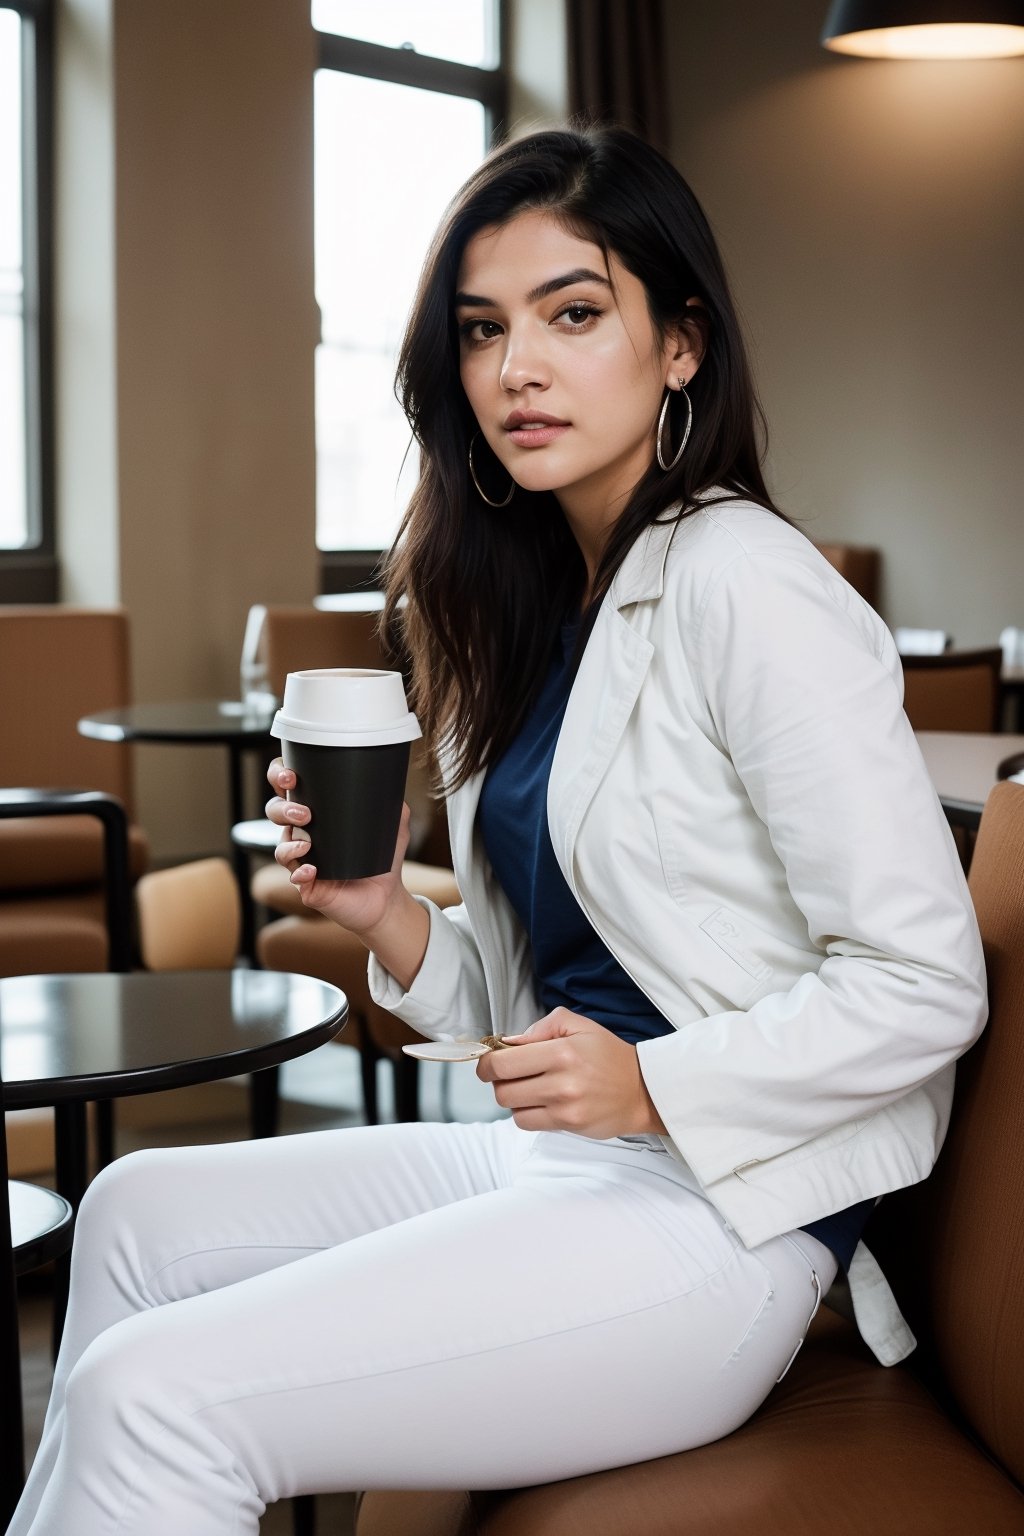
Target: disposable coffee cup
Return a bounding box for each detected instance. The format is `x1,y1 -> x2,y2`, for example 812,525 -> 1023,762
271,669 -> 422,881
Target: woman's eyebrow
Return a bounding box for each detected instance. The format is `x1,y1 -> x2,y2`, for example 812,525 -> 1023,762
454,267 -> 612,309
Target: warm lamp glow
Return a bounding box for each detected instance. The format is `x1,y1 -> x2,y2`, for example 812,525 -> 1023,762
825,20 -> 1024,53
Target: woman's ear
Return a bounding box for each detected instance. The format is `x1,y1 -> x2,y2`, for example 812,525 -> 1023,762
664,298 -> 708,385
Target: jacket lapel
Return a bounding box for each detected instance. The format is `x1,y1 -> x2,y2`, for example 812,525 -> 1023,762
547,516 -> 681,889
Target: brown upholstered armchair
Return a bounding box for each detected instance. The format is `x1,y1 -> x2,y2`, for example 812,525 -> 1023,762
0,606 -> 149,980
0,607 -> 150,1177
354,782 -> 1024,1536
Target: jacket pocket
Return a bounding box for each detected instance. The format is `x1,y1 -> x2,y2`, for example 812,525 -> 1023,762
652,797 -> 780,1009
698,907 -> 774,986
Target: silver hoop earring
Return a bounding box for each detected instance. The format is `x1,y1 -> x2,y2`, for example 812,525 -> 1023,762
656,380 -> 693,473
468,433 -> 515,508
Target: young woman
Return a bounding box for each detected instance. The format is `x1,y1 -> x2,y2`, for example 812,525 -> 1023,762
12,126 -> 986,1535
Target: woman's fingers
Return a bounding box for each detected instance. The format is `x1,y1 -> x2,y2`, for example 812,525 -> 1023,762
267,757 -> 292,792
275,830 -> 310,869
266,795 -> 310,827
266,760 -> 311,843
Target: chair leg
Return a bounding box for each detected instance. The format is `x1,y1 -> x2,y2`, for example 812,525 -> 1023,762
95,1099 -> 116,1168
439,1061 -> 453,1123
292,1493 -> 316,1535
393,1055 -> 420,1123
250,1065 -> 281,1138
2,1262 -> 26,1530
358,1038 -> 380,1126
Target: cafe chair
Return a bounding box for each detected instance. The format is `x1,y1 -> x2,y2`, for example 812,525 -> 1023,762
811,541 -> 881,610
1,1058 -> 74,1532
245,602 -> 394,695
135,857 -> 242,972
901,646 -> 1004,733
256,857 -> 460,1126
1,790 -> 133,1184
0,608 -> 149,977
252,735 -> 456,1127
354,779 -> 1024,1536
240,600 -> 456,1127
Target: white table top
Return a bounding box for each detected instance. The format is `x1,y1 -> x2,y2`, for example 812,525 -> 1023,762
916,731 -> 1024,813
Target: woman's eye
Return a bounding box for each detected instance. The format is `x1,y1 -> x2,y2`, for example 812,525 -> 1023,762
459,319 -> 502,344
557,303 -> 600,329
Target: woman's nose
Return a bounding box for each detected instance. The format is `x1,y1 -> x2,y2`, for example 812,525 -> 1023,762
499,330 -> 550,393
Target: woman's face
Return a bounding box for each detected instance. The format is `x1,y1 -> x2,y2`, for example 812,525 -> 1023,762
456,209 -> 699,522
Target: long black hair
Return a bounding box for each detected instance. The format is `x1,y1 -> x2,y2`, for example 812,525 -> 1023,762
383,124 -> 784,790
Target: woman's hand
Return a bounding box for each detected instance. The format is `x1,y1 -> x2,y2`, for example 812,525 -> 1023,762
475,1009 -> 667,1140
266,757 -> 411,938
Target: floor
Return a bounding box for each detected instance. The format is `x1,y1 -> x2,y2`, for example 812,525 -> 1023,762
17,1041 -> 501,1534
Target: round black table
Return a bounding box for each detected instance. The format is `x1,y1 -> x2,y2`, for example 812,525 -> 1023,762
1,967 -> 346,1411
78,700 -> 278,828
1,969 -> 347,1211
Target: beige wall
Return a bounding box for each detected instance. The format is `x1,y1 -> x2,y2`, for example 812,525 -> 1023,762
53,0 -> 1021,867
665,0 -> 1024,643
53,0 -> 567,864
57,0 -> 318,861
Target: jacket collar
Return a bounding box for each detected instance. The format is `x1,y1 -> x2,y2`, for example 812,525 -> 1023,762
608,513 -> 682,608
607,488 -> 729,608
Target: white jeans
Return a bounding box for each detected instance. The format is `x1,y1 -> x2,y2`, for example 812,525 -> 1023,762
12,1117 -> 835,1535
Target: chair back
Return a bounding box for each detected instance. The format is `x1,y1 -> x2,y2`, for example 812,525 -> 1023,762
251,605 -> 388,697
901,647 -> 1003,732
246,604 -> 451,862
135,857 -> 241,971
0,606 -> 133,809
866,781 -> 1024,1485
812,542 -> 881,609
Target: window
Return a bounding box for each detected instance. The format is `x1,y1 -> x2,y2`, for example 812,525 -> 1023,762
313,1 -> 506,581
0,0 -> 53,600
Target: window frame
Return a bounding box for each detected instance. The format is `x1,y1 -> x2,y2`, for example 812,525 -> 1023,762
314,5 -> 508,595
0,0 -> 55,602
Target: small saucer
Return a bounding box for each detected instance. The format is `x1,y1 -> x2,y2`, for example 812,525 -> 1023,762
401,1041 -> 491,1063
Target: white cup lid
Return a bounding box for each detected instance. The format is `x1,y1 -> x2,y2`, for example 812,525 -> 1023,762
271,668 -> 422,748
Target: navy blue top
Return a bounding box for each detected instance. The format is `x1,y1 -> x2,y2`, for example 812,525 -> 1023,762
477,610 -> 873,1272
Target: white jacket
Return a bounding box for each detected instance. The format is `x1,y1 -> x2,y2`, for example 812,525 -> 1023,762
369,499 -> 988,1365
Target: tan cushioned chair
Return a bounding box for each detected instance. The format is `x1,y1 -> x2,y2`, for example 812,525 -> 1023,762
135,858 -> 241,973
812,542 -> 881,610
256,862 -> 460,1125
355,782 -> 1024,1536
901,647 -> 1004,734
0,606 -> 148,961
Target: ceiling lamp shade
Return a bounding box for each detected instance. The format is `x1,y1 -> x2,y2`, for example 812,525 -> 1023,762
821,1 -> 1024,56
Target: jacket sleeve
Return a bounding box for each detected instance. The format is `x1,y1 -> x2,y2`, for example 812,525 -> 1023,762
367,891 -> 539,1041
366,897 -> 490,1038
637,549 -> 988,1187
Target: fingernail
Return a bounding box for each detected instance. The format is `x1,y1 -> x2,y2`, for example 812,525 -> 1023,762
285,805 -> 306,822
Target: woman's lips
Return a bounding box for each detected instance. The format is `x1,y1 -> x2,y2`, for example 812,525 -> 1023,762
505,423 -> 570,448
